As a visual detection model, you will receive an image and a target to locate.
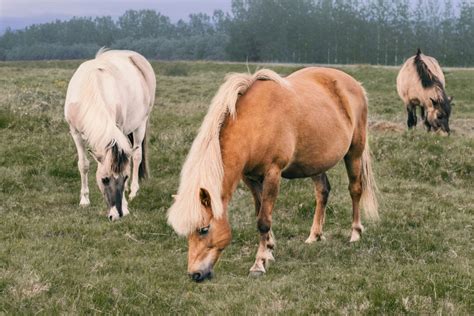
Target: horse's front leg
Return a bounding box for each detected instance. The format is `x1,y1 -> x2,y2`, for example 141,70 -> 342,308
249,166 -> 281,277
407,102 -> 417,129
129,124 -> 146,200
70,128 -> 90,206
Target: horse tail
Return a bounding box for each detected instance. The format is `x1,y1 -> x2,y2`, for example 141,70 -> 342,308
360,134 -> 379,221
138,122 -> 150,180
414,48 -> 440,88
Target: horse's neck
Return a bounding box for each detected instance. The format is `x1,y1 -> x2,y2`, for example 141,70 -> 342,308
220,158 -> 245,209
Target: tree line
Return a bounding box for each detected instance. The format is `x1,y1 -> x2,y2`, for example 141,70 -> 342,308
0,0 -> 473,66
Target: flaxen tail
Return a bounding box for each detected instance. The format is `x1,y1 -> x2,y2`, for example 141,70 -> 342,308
360,139 -> 379,220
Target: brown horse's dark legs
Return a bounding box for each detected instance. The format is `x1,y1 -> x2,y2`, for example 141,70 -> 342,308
249,166 -> 281,276
344,155 -> 364,242
305,173 -> 331,243
243,176 -> 263,216
407,103 -> 417,129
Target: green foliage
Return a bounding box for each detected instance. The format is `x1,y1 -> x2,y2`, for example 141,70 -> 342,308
0,60 -> 472,313
0,1 -> 473,65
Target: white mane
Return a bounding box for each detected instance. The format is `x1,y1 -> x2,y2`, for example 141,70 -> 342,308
167,69 -> 288,236
66,58 -> 132,157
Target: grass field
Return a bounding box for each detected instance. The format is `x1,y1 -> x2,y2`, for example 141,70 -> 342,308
0,60 -> 472,314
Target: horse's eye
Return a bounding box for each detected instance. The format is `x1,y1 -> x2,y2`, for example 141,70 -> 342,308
102,177 -> 110,185
437,113 -> 444,119
198,225 -> 210,236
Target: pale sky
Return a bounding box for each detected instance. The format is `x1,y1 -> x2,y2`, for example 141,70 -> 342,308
0,0 -> 233,31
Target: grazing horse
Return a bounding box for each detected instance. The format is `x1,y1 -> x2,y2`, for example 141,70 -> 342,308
65,49 -> 156,220
397,49 -> 452,133
167,67 -> 378,282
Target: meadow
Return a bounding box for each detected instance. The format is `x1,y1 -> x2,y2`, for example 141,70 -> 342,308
0,60 -> 472,314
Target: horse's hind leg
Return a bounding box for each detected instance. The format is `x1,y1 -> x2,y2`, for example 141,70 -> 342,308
129,123 -> 146,200
305,173 -> 331,244
70,128 -> 90,206
249,166 -> 280,277
344,154 -> 364,242
407,102 -> 417,129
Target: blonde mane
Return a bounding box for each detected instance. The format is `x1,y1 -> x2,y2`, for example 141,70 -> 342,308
167,69 -> 288,236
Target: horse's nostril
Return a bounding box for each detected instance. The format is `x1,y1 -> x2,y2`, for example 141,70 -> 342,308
191,272 -> 202,281
108,215 -> 113,221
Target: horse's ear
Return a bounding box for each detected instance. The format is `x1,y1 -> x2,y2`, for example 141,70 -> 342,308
449,96 -> 454,104
199,188 -> 211,208
416,48 -> 422,56
88,149 -> 103,164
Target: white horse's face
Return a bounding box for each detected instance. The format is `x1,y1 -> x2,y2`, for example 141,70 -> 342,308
95,151 -> 130,220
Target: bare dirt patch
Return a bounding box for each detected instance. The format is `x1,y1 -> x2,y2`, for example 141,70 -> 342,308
369,120 -> 404,132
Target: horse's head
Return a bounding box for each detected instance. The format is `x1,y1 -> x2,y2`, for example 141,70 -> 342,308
92,143 -> 131,220
426,96 -> 453,134
186,188 -> 231,282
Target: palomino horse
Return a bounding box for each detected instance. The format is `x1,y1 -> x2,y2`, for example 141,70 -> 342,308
168,67 -> 378,282
65,49 -> 156,220
397,49 -> 452,133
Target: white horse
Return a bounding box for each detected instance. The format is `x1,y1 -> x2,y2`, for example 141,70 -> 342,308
64,49 -> 156,220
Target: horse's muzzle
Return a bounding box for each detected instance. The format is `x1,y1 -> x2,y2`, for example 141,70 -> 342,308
189,270 -> 213,282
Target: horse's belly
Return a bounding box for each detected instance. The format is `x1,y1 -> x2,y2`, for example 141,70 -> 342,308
281,156 -> 341,179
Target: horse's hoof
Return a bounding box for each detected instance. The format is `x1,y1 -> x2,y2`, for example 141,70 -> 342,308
79,199 -> 90,207
350,225 -> 364,242
349,231 -> 361,243
249,270 -> 265,278
305,234 -> 325,244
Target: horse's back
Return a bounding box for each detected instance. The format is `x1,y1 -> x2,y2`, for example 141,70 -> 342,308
65,50 -> 155,134
95,49 -> 156,103
220,67 -> 366,178
397,54 -> 445,105
288,67 -> 368,124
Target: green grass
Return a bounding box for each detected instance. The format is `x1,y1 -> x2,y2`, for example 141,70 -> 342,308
0,60 -> 472,314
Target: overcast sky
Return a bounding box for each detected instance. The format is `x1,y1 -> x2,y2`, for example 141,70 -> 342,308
0,0 -> 233,32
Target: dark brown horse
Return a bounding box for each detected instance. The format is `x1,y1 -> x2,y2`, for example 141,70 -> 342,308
168,67 -> 378,282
